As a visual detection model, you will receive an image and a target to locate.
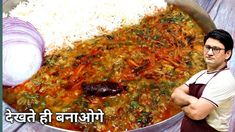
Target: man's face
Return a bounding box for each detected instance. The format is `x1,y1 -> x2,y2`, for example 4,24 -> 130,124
204,38 -> 231,68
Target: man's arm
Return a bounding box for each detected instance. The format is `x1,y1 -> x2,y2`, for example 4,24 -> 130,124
181,98 -> 216,120
171,84 -> 216,120
171,84 -> 198,107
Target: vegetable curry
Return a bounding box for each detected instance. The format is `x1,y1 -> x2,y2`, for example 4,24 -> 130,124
3,6 -> 206,131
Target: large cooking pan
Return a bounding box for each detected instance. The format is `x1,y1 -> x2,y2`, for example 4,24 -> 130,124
2,0 -> 216,131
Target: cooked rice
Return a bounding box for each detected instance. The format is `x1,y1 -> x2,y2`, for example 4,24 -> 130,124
4,0 -> 167,53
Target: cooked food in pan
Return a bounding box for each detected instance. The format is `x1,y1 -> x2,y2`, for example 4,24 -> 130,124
3,6 -> 206,131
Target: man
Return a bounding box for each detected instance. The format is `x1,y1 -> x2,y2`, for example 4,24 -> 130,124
171,29 -> 235,132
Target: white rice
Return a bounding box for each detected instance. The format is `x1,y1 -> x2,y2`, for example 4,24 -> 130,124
4,0 -> 167,53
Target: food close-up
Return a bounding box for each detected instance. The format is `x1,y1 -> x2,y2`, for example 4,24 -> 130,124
4,0 -> 233,132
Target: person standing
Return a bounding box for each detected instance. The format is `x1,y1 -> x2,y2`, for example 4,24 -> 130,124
171,29 -> 235,132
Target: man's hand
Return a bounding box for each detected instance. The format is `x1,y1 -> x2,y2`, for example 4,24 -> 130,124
171,84 -> 198,107
171,84 -> 216,120
181,98 -> 216,120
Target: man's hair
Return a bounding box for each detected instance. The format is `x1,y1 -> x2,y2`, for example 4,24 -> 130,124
204,29 -> 234,60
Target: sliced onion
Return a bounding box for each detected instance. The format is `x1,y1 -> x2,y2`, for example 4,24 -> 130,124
3,32 -> 44,52
3,17 -> 45,51
4,24 -> 44,49
3,17 -> 45,86
3,43 -> 43,86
